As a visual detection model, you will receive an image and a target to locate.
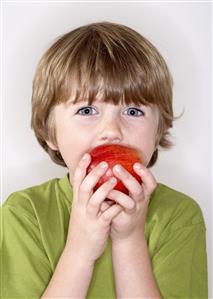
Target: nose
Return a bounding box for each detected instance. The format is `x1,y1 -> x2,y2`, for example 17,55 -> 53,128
98,117 -> 123,144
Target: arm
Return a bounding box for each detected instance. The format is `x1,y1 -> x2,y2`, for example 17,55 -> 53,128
112,235 -> 161,298
41,244 -> 94,298
106,163 -> 162,298
42,154 -> 123,298
107,162 -> 208,298
1,154 -> 122,298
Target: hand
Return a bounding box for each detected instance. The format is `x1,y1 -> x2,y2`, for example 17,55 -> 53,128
105,163 -> 157,242
65,153 -> 123,265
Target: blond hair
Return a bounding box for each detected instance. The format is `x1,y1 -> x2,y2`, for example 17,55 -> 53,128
31,21 -> 174,167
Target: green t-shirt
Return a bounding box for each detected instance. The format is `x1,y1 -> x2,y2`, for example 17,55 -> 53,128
1,174 -> 208,298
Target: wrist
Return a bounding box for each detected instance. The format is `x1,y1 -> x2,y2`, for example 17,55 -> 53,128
64,243 -> 95,270
112,232 -> 146,248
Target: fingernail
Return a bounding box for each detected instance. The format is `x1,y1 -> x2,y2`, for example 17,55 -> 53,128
109,177 -> 117,184
129,201 -> 135,209
134,163 -> 142,169
100,161 -> 108,168
83,153 -> 89,160
114,165 -> 122,173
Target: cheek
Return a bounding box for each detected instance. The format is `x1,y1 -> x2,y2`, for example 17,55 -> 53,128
56,128 -> 91,174
141,145 -> 156,167
133,128 -> 157,166
59,140 -> 80,168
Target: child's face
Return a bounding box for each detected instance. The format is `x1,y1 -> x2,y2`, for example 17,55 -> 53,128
47,97 -> 159,185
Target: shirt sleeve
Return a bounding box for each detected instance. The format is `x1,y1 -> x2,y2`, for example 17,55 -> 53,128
152,202 -> 208,298
0,194 -> 53,298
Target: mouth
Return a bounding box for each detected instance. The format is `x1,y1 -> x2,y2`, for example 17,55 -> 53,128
91,142 -> 131,150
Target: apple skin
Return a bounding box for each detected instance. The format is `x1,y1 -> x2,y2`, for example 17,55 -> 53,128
86,144 -> 142,195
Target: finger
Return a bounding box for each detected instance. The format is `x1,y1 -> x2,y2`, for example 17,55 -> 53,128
133,163 -> 157,198
100,201 -> 111,212
99,204 -> 123,226
98,201 -> 112,217
107,189 -> 135,212
112,164 -> 142,199
72,153 -> 91,194
87,177 -> 117,216
78,161 -> 109,205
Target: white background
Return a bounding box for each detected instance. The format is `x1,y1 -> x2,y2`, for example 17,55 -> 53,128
2,1 -> 212,296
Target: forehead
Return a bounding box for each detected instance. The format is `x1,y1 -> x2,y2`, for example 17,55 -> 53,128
64,85 -> 153,106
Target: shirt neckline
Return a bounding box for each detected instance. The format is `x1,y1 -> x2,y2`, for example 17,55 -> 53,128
58,172 -> 162,206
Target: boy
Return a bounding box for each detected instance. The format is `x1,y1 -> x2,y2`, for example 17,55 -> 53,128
1,22 -> 208,298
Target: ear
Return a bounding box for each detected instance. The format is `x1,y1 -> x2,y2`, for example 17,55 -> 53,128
46,140 -> 58,151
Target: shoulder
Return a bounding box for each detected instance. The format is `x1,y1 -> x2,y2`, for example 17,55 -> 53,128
148,183 -> 205,230
1,175 -> 72,269
147,184 -> 208,297
145,183 -> 206,257
2,175 -> 71,219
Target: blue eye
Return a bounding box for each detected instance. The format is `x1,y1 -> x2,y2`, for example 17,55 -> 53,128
124,107 -> 144,117
76,106 -> 97,115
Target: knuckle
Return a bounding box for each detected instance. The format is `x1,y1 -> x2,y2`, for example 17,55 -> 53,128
134,188 -> 142,196
99,185 -> 110,195
88,198 -> 97,208
89,173 -> 97,182
126,202 -> 135,212
125,197 -> 135,209
74,167 -> 82,180
101,212 -> 110,222
91,165 -> 107,178
131,200 -> 136,209
79,183 -> 90,193
97,165 -> 108,175
104,178 -> 117,190
122,170 -> 130,180
86,201 -> 96,214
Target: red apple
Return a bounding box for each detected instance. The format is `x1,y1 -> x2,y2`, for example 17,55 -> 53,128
87,144 -> 143,195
